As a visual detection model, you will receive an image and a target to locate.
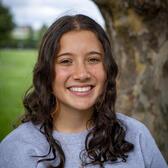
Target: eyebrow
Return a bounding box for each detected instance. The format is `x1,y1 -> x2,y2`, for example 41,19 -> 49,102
57,51 -> 103,58
57,52 -> 73,58
87,51 -> 103,56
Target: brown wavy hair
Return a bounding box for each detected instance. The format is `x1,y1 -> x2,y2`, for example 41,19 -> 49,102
22,14 -> 134,168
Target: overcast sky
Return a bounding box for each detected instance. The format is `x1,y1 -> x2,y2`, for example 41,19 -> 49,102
1,0 -> 104,30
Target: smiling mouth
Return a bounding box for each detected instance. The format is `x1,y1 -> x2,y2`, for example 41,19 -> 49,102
69,86 -> 91,92
67,85 -> 94,95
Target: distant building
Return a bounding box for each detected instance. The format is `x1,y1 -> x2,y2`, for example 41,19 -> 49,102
12,26 -> 31,40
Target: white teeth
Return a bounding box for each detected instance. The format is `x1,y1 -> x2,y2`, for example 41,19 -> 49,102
69,86 -> 91,92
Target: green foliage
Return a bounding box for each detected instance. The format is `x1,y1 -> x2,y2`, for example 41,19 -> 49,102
37,24 -> 48,42
0,2 -> 14,44
0,49 -> 37,140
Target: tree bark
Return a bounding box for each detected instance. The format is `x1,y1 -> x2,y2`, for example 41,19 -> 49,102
92,0 -> 168,161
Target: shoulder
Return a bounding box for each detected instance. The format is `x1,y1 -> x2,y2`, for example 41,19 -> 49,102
116,112 -> 155,154
116,113 -> 167,168
0,122 -> 48,168
116,112 -> 149,136
0,122 -> 46,146
116,112 -> 155,146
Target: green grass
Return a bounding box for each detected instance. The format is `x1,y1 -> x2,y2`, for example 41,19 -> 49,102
0,49 -> 37,140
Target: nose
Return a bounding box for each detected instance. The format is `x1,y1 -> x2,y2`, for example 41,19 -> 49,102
73,63 -> 91,81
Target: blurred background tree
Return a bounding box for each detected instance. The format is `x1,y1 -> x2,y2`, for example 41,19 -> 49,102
0,1 -> 14,47
92,0 -> 168,161
0,1 -> 48,49
37,24 -> 48,42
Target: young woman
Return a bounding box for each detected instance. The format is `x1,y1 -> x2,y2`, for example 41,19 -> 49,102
0,14 -> 167,168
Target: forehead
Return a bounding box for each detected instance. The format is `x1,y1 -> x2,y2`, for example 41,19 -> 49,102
58,30 -> 103,53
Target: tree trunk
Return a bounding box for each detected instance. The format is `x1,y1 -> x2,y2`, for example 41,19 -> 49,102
92,0 -> 168,161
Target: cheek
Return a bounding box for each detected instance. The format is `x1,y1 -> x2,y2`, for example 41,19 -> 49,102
53,67 -> 71,89
90,65 -> 107,85
55,68 -> 67,79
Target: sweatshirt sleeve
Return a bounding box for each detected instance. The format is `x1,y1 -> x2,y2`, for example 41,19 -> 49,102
0,139 -> 40,168
139,125 -> 168,168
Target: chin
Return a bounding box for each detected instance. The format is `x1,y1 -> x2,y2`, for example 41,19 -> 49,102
73,104 -> 94,112
76,106 -> 92,111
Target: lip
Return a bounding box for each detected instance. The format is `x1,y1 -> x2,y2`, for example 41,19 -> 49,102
67,85 -> 95,97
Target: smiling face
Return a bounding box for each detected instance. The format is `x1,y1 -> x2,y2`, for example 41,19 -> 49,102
52,30 -> 106,114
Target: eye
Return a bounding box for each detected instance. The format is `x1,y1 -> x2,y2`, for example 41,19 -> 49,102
88,57 -> 101,64
58,58 -> 73,65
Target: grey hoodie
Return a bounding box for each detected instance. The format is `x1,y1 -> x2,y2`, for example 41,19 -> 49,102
0,113 -> 167,168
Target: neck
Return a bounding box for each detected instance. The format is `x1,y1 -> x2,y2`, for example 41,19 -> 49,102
53,106 -> 93,133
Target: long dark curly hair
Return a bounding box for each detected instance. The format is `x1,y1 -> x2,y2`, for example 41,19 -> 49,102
22,14 -> 134,168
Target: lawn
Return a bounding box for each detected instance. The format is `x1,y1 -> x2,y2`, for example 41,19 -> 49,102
0,49 -> 37,140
